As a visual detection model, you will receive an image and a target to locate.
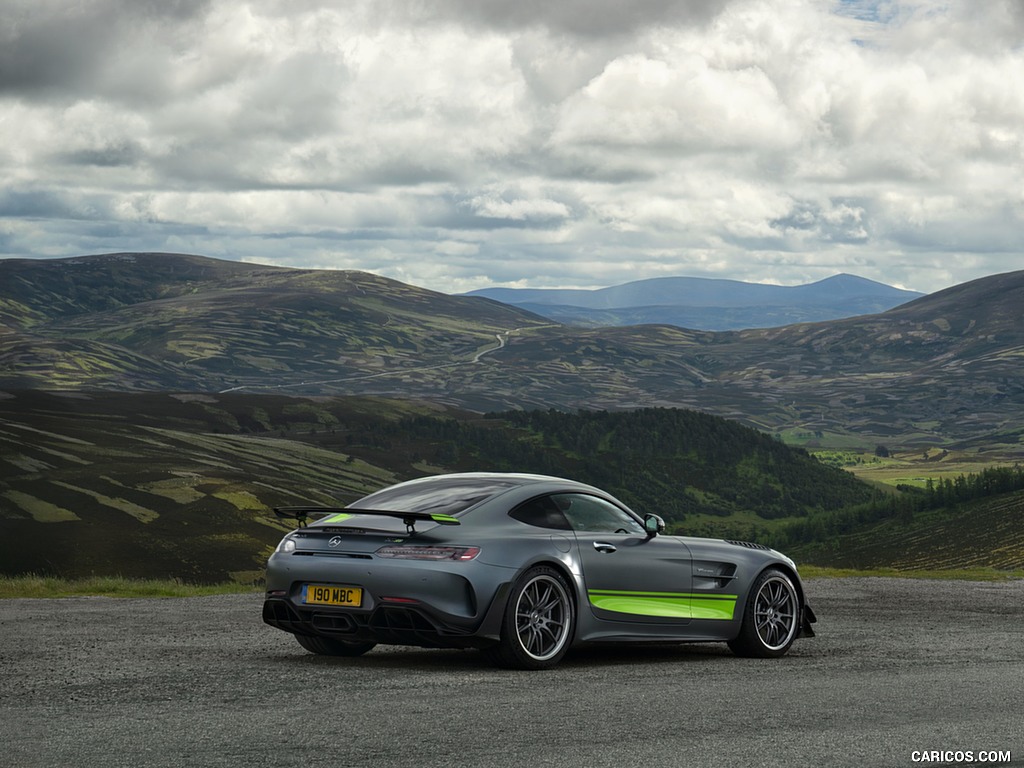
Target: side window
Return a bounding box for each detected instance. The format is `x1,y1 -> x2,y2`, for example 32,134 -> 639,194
554,494 -> 644,534
508,496 -> 571,530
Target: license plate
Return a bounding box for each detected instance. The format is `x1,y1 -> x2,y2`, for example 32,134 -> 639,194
303,584 -> 363,607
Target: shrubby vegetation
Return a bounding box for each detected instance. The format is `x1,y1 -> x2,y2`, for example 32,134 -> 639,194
378,407 -> 874,523
6,387 -> 1020,579
371,409 -> 1024,564
914,466 -> 1024,506
773,465 -> 1024,550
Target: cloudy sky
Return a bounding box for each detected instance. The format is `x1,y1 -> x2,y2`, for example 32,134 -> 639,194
1,0 -> 1022,295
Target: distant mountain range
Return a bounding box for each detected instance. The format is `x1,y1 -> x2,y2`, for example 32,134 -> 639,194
1,253 -> 1022,452
464,274 -> 924,330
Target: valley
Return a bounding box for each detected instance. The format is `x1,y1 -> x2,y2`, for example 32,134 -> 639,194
1,253 -> 1022,581
2,254 -> 1021,454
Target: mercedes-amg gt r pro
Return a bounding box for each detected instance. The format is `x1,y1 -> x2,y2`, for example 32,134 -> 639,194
262,472 -> 816,669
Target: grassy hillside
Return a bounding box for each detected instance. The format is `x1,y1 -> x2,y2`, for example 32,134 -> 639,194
0,390 -> 872,582
3,389 -> 1018,581
0,253 -> 551,392
789,490 -> 1024,571
0,390 -> 425,582
478,408 -> 870,521
3,255 -> 1023,452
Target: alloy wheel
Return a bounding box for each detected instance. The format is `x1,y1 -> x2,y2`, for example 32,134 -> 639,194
514,573 -> 572,661
753,575 -> 798,651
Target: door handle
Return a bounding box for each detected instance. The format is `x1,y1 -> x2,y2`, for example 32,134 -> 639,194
593,541 -> 617,553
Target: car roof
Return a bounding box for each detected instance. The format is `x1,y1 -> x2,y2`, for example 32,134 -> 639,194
347,472 -> 607,517
392,472 -> 572,488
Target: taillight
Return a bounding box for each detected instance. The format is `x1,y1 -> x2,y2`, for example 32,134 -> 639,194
375,545 -> 481,561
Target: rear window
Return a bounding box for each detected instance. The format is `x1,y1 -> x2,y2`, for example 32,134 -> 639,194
349,476 -> 523,517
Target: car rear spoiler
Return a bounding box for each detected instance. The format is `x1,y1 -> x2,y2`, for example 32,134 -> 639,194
274,506 -> 461,533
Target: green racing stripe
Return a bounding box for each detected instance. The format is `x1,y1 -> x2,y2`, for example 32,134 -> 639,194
322,513 -> 354,523
588,589 -> 737,620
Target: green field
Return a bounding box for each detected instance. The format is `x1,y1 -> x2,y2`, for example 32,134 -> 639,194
813,447 -> 1020,487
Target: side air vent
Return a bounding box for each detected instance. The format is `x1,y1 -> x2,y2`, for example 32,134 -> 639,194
725,539 -> 770,551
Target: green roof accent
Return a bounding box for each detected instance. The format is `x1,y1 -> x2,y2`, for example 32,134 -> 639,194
429,513 -> 461,525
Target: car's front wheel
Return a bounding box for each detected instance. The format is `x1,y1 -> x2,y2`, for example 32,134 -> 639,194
485,565 -> 575,670
728,568 -> 800,658
294,633 -> 377,657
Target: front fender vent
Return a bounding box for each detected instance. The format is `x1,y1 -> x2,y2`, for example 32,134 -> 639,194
724,539 -> 770,551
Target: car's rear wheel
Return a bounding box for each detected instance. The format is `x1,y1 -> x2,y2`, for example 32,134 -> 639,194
485,565 -> 575,670
294,633 -> 377,657
728,568 -> 800,658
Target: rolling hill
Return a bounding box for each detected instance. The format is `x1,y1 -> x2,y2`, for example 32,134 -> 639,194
4,388 -> 1018,581
0,390 -> 872,582
464,274 -> 924,330
1,253 -> 1022,452
3,254 -> 1021,579
788,489 -> 1024,571
0,252 -> 551,393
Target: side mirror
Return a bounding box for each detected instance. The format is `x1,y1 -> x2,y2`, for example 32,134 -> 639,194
643,514 -> 665,537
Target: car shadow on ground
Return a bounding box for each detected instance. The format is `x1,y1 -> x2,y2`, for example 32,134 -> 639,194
267,641 -> 741,672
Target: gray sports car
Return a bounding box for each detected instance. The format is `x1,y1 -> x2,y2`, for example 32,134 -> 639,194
262,472 -> 816,669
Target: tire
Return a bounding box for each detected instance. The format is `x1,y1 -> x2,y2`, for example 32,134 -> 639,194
728,568 -> 800,658
484,566 -> 575,670
294,633 -> 377,657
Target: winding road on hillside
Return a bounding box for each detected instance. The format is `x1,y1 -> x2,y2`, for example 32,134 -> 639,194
2,578 -> 1022,767
471,331 -> 509,362
219,328 -> 520,394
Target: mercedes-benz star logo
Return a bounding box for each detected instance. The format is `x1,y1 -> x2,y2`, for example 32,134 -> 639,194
328,536 -> 343,548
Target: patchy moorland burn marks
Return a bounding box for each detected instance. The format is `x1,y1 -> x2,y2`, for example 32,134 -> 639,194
2,390 -> 1022,581
0,253 -> 551,395
0,389 -> 880,582
2,255 -> 1024,581
2,255 -> 1023,449
0,391 -> 416,582
412,295 -> 1024,449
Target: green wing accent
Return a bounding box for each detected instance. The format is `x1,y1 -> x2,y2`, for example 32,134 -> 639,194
273,506 -> 461,531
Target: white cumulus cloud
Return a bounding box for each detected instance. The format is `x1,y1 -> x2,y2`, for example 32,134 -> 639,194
0,0 -> 1022,294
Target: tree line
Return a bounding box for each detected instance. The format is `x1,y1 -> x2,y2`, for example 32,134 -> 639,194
771,464 -> 1024,549
374,407 -> 873,522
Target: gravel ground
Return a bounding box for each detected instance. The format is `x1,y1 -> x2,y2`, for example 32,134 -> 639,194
1,577 -> 1022,768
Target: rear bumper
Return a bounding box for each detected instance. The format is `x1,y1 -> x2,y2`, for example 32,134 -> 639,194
262,550 -> 515,648
261,596 -> 471,647
262,595 -> 506,649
